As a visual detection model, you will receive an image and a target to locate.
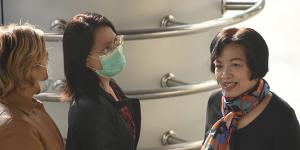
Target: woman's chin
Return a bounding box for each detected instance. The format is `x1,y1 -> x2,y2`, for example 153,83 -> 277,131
222,90 -> 239,98
32,83 -> 41,95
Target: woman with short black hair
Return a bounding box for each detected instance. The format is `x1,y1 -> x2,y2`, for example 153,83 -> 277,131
202,27 -> 300,150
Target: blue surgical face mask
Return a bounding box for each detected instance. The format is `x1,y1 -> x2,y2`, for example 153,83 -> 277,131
94,45 -> 126,78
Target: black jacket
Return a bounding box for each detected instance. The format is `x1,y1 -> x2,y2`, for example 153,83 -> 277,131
203,90 -> 300,150
65,82 -> 141,150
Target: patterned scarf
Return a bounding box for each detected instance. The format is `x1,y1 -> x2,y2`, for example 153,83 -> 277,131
201,79 -> 270,150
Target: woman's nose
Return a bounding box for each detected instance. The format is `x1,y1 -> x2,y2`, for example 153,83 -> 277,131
221,67 -> 232,79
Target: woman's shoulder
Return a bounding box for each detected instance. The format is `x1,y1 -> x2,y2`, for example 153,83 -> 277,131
68,96 -> 118,128
207,90 -> 222,108
206,90 -> 223,122
0,102 -> 13,128
264,92 -> 299,125
0,116 -> 43,150
0,102 -> 29,123
0,105 -> 36,135
209,90 -> 222,100
70,95 -> 114,116
264,92 -> 300,148
268,92 -> 295,115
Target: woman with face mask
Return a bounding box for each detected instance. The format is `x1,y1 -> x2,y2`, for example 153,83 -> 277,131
201,27 -> 300,150
0,24 -> 64,150
63,12 -> 141,150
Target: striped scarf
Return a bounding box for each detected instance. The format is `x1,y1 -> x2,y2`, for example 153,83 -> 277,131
201,79 -> 270,150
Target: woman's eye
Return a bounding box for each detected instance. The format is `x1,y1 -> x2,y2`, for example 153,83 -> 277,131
215,64 -> 223,69
232,63 -> 241,67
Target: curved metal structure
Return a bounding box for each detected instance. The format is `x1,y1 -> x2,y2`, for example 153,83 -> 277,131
137,130 -> 203,150
126,80 -> 219,100
161,73 -> 189,88
138,141 -> 202,150
44,0 -> 264,41
161,130 -> 187,145
34,79 -> 219,102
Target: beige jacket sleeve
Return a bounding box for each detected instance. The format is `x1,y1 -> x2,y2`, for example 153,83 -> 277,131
0,119 -> 44,150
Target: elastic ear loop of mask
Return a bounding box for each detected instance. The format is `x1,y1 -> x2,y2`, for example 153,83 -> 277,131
86,55 -> 100,72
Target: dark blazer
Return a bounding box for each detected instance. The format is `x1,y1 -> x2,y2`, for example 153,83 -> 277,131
65,82 -> 141,150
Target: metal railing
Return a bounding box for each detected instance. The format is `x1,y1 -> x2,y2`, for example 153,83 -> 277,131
161,130 -> 188,145
223,0 -> 256,13
138,141 -> 202,150
44,0 -> 264,41
39,1 -> 264,149
137,130 -> 203,150
126,79 -> 219,100
161,73 -> 189,88
34,73 -> 219,102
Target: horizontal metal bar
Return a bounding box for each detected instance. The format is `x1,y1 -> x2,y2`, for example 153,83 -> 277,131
160,15 -> 187,27
44,0 -> 264,41
127,80 -> 219,100
138,141 -> 202,150
167,79 -> 188,87
139,130 -> 202,150
34,93 -> 61,102
225,1 -> 256,11
34,80 -> 219,102
162,130 -> 187,145
167,137 -> 187,145
44,33 -> 63,42
161,73 -> 189,88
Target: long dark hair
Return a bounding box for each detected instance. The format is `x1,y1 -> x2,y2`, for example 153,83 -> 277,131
62,12 -> 116,101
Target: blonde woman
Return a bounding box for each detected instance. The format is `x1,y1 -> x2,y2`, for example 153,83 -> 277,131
0,24 -> 64,150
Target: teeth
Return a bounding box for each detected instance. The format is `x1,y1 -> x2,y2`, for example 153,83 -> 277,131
223,82 -> 237,88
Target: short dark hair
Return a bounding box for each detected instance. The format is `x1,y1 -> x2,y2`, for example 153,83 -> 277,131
62,12 -> 116,101
209,27 -> 269,80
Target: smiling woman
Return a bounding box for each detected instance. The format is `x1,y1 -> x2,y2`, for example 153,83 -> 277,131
201,27 -> 300,150
213,43 -> 257,98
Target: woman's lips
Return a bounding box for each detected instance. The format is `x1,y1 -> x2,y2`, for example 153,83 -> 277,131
223,82 -> 237,91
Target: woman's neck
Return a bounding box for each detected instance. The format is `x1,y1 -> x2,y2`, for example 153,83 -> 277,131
3,86 -> 37,102
99,77 -> 119,101
99,77 -> 111,91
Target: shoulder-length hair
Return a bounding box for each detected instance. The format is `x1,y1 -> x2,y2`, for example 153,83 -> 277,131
62,12 -> 117,101
0,24 -> 47,97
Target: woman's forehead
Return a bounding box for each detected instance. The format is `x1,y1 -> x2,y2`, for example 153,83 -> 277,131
94,27 -> 116,44
217,44 -> 247,61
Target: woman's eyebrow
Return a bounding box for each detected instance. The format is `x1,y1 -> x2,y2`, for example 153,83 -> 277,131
230,57 -> 243,62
